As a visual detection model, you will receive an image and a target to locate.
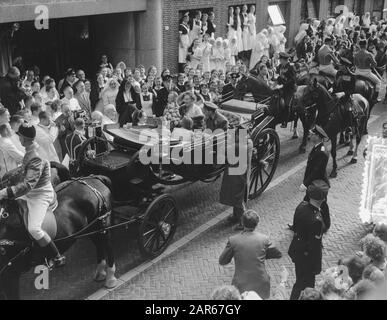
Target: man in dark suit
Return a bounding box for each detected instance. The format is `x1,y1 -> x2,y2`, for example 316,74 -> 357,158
153,75 -> 174,117
219,210 -> 282,299
0,67 -> 27,115
288,180 -> 330,300
55,103 -> 75,158
276,52 -> 297,127
65,117 -> 86,175
203,101 -> 228,132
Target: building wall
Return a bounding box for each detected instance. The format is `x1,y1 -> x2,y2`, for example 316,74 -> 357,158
162,0 -> 296,72
0,0 -> 146,23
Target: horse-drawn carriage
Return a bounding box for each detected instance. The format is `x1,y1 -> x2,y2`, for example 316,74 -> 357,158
76,99 -> 280,258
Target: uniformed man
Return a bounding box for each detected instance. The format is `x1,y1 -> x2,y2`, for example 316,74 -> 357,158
203,101 -> 228,132
354,39 -> 382,100
300,125 -> 330,191
276,52 -> 297,128
0,123 -> 66,267
317,37 -> 340,78
288,180 -> 330,300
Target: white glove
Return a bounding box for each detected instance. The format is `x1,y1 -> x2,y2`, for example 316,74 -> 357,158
299,184 -> 307,192
0,189 -> 8,200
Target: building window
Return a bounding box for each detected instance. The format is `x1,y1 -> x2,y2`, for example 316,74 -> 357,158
353,0 -> 365,15
372,0 -> 385,20
301,0 -> 319,21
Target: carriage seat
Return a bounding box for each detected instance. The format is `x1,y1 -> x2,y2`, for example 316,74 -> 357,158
17,198 -> 58,241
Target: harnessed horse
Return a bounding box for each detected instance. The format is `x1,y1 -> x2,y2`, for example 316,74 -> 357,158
235,74 -> 317,153
0,164 -> 115,300
297,80 -> 369,178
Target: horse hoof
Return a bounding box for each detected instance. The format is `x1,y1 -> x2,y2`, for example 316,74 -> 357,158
350,158 -> 358,164
94,271 -> 107,282
105,277 -> 118,289
347,150 -> 354,156
330,172 -> 338,178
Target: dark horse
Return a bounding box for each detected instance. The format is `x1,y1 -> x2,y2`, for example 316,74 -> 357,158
235,74 -> 316,153
0,164 -> 116,300
297,79 -> 369,178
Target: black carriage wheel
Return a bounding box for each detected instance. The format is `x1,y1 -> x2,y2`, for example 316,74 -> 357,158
138,194 -> 178,259
248,128 -> 280,199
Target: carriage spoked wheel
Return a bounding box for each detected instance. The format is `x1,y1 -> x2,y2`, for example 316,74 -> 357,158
138,194 -> 178,259
249,128 -> 280,199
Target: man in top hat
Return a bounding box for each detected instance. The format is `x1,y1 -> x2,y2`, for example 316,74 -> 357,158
288,179 -> 331,300
317,37 -> 340,78
221,73 -> 240,100
354,39 -> 382,101
300,125 -> 330,191
276,52 -> 297,128
0,122 -> 66,267
203,101 -> 228,132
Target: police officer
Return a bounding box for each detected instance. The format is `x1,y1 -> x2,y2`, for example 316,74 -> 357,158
300,125 -> 330,191
317,37 -> 340,78
0,123 -> 66,267
354,39 -> 382,101
276,52 -> 297,128
288,179 -> 330,300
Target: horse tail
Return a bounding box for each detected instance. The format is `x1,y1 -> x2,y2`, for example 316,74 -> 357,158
50,161 -> 71,183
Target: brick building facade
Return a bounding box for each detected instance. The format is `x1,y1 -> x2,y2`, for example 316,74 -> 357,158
1,0 -> 386,76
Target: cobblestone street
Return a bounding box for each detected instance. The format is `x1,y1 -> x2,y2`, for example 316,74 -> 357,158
19,103 -> 387,300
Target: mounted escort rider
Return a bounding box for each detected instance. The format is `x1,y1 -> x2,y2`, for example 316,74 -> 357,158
276,52 -> 297,128
0,123 -> 66,267
354,39 -> 382,102
317,37 -> 340,80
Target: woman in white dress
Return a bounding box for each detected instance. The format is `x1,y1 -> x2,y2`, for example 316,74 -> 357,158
229,36 -> 238,66
212,38 -> 224,72
139,83 -> 154,117
189,39 -> 203,70
201,33 -> 212,73
241,5 -> 250,52
223,39 -> 231,73
189,10 -> 202,46
179,13 -> 191,73
247,5 -> 256,51
208,37 -> 217,71
235,6 -> 243,53
227,7 -> 236,41
201,13 -> 208,38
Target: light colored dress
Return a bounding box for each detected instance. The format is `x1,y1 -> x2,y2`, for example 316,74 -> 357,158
227,16 -> 236,41
189,19 -> 202,46
179,23 -> 190,64
140,92 -> 154,117
242,13 -> 250,51
201,42 -> 212,73
236,15 -> 243,52
247,13 -> 256,51
212,45 -> 224,72
190,45 -> 203,70
229,42 -> 238,66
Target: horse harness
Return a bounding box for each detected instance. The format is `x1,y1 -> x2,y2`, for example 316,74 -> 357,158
0,176 -> 111,275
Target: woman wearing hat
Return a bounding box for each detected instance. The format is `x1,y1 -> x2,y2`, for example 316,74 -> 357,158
179,13 -> 191,73
0,123 -> 66,267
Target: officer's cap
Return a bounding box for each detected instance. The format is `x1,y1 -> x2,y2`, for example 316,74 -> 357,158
307,180 -> 330,200
17,122 -> 36,140
279,52 -> 290,60
310,125 -> 329,140
203,101 -> 218,111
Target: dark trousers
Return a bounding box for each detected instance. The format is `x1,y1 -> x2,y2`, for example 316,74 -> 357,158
290,261 -> 316,300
